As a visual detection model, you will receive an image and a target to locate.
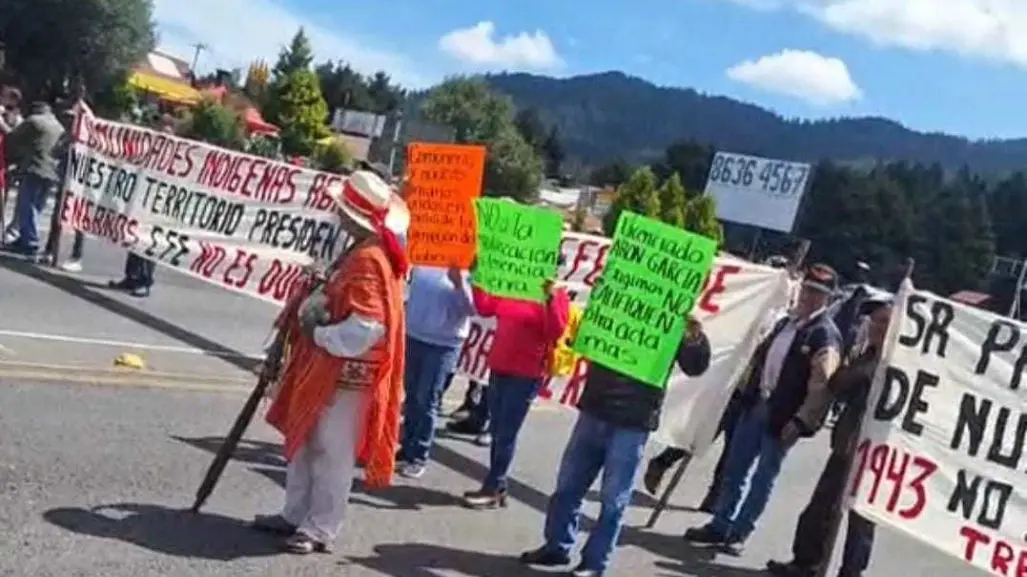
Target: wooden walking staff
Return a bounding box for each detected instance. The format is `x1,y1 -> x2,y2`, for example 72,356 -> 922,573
644,240 -> 813,529
811,256 -> 914,577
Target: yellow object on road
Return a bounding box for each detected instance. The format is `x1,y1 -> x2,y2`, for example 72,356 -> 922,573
113,353 -> 146,370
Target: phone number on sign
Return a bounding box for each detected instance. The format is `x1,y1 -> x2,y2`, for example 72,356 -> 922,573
707,153 -> 810,196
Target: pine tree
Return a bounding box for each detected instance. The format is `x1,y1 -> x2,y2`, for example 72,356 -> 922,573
659,172 -> 687,228
603,166 -> 660,234
275,69 -> 330,156
684,194 -> 724,245
274,28 -> 314,78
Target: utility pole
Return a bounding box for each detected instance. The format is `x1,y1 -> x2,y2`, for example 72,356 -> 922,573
189,43 -> 209,74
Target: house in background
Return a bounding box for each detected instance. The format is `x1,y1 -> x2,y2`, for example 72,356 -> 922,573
128,51 -> 201,105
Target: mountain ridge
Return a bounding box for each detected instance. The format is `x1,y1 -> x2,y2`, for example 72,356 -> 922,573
481,71 -> 1027,174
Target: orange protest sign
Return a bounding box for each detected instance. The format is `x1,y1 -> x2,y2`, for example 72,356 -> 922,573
404,142 -> 486,268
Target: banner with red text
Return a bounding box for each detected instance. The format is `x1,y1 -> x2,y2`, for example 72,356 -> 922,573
62,107 -> 348,305
455,232 -> 792,456
848,281 -> 1027,576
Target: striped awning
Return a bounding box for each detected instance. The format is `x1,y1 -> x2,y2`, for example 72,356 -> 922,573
128,71 -> 202,104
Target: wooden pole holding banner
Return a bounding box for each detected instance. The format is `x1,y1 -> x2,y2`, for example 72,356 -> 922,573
811,256 -> 914,577
643,239 -> 814,530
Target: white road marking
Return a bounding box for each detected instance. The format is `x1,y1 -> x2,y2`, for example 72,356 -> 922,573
0,329 -> 263,359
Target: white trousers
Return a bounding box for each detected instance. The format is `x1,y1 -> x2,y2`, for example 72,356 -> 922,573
281,387 -> 368,543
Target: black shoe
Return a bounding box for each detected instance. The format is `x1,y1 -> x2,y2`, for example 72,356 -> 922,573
108,278 -> 135,291
462,489 -> 508,509
683,523 -> 727,545
766,560 -> 813,577
643,459 -> 669,494
252,514 -> 297,536
519,546 -> 570,567
448,418 -> 487,435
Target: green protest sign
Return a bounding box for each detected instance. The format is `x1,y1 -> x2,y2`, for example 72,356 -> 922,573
573,212 -> 717,388
472,198 -> 563,302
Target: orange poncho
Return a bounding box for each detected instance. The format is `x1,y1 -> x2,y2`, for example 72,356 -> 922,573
266,239 -> 406,488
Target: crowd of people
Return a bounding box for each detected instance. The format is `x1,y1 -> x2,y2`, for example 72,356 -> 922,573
0,85 -> 890,576
246,167 -> 889,577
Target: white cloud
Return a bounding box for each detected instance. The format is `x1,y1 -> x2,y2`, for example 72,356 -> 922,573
724,0 -> 1027,68
153,0 -> 430,87
438,21 -> 562,70
726,49 -> 862,105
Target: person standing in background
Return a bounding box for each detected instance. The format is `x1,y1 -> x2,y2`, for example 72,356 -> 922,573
397,265 -> 476,479
42,106 -> 85,270
108,115 -> 174,296
4,98 -> 64,257
460,277 -> 569,509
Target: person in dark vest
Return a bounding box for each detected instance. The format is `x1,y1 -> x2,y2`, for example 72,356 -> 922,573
684,263 -> 842,550
766,296 -> 891,577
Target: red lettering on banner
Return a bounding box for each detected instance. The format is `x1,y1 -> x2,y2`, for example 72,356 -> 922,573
223,249 -> 257,289
196,149 -> 297,204
61,192 -> 140,247
304,173 -> 342,211
190,241 -> 227,279
258,259 -> 306,302
698,265 -> 741,314
850,439 -> 937,520
457,323 -> 493,381
559,359 -> 590,405
958,526 -> 1027,576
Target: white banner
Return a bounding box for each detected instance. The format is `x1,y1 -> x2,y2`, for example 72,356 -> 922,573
704,151 -> 811,233
850,281 -> 1027,576
455,232 -> 792,456
62,107 -> 349,305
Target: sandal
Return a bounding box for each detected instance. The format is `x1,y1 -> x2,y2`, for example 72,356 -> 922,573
283,532 -> 331,554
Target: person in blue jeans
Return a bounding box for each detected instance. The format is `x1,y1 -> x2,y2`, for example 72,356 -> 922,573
5,101 -> 64,256
396,265 -> 475,479
685,264 -> 842,551
520,318 -> 711,577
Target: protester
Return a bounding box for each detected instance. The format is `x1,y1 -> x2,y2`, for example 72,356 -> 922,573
0,86 -> 23,135
4,99 -> 64,256
447,379 -> 490,445
42,107 -> 85,270
461,277 -> 569,509
766,297 -> 891,577
520,317 -> 711,576
396,265 -> 475,479
252,170 -> 409,554
108,115 -> 174,296
684,263 -> 842,550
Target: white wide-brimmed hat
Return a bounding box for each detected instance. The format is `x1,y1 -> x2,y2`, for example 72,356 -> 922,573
329,170 -> 410,235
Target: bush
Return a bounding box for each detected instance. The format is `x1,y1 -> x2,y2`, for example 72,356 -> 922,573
314,140 -> 353,174
186,99 -> 245,150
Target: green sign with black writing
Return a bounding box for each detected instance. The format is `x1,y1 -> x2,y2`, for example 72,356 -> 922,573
473,198 -> 563,302
573,212 -> 717,387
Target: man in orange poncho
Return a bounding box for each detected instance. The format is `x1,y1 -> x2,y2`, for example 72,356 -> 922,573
252,170 -> 409,555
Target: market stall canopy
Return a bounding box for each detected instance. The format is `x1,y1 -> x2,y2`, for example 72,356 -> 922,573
244,107 -> 279,135
129,71 -> 201,104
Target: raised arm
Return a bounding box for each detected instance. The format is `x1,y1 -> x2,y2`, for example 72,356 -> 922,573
471,285 -> 499,318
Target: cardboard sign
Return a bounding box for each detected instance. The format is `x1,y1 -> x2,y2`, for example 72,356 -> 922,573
472,198 -> 562,302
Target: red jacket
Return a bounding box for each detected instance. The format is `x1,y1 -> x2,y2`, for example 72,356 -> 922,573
472,286 -> 570,380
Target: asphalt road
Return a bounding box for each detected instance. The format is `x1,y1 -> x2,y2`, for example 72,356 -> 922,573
0,221 -> 986,577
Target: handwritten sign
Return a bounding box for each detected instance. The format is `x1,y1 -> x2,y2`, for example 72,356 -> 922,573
473,198 -> 562,302
573,212 -> 717,387
405,142 -> 486,268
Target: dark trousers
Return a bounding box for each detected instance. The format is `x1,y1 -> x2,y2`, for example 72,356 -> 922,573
44,204 -> 84,259
482,373 -> 539,492
125,253 -> 155,288
651,391 -> 743,505
792,451 -> 876,575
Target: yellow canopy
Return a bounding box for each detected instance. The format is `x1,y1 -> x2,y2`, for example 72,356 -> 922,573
128,71 -> 202,104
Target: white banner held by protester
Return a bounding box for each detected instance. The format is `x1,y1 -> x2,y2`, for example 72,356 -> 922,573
704,151 -> 811,233
849,281 -> 1027,576
455,232 -> 792,457
62,107 -> 349,305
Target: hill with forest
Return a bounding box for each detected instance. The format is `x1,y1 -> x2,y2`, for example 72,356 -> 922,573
482,71 -> 1027,175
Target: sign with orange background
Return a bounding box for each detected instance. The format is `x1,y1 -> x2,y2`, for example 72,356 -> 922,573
404,142 -> 486,268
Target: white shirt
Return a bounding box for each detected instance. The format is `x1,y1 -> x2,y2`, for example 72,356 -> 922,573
760,320 -> 798,396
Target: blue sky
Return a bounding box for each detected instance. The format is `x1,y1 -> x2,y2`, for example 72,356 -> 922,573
154,0 -> 1027,140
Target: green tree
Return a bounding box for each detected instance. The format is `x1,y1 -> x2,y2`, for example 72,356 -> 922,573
514,107 -> 546,150
589,160 -> 633,187
658,172 -> 687,228
603,166 -> 660,234
422,76 -> 543,202
314,140 -> 353,174
92,71 -> 138,119
684,194 -> 724,245
274,69 -> 330,156
542,126 -> 565,178
1,0 -> 156,100
186,99 -> 244,150
274,28 -> 314,79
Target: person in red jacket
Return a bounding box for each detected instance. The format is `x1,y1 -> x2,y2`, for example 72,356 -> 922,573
462,278 -> 570,509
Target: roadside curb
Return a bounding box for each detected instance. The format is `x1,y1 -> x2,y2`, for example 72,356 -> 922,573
0,360 -> 255,393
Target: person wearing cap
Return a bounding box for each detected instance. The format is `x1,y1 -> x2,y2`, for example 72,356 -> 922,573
252,170 -> 409,555
766,296 -> 891,577
685,263 -> 843,550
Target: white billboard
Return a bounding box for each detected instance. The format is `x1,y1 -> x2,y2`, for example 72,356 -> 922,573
703,151 -> 811,233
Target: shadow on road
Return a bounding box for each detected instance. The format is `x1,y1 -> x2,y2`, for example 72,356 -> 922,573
42,503 -> 281,560
347,543 -> 550,577
0,255 -> 260,373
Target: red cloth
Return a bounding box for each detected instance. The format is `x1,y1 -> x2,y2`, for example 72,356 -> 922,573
472,286 -> 570,379
342,179 -> 408,277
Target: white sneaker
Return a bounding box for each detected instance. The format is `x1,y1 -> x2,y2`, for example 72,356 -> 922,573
60,259 -> 83,272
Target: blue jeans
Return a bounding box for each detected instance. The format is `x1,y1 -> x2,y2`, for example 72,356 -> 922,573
543,411 -> 649,573
400,337 -> 459,466
711,402 -> 788,539
482,373 -> 540,492
14,174 -> 51,250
